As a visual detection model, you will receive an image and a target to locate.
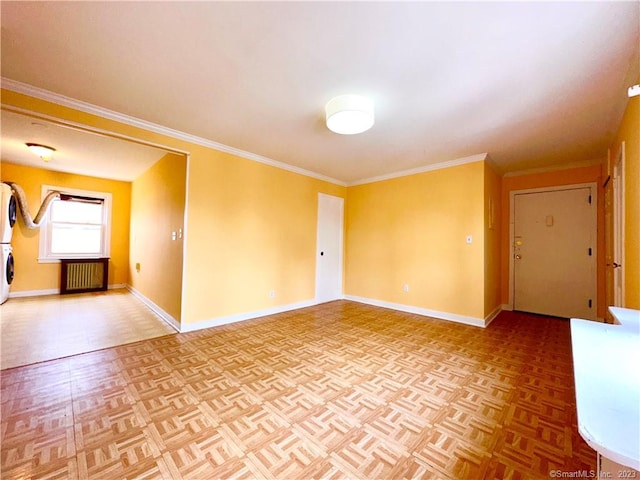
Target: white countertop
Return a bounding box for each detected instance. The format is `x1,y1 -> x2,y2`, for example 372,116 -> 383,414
570,307 -> 640,470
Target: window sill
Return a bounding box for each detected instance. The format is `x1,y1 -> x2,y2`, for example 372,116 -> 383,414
38,258 -> 61,264
38,256 -> 109,264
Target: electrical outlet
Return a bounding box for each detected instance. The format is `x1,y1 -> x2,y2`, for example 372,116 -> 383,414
403,284 -> 409,292
269,290 -> 276,298
466,235 -> 473,244
135,262 -> 141,272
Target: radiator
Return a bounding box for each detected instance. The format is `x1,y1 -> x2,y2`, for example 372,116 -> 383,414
60,258 -> 109,294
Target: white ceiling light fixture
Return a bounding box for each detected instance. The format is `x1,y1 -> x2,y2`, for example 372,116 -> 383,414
26,142 -> 56,161
325,94 -> 374,135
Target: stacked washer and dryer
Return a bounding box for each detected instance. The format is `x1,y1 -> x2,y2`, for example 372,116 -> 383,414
1,183 -> 17,304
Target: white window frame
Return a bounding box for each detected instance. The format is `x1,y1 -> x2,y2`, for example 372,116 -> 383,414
38,185 -> 112,263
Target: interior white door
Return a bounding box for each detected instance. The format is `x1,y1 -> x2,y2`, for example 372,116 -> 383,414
513,187 -> 596,319
315,193 -> 344,303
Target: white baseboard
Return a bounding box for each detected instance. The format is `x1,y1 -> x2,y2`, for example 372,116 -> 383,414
6,287 -> 503,331
484,305 -> 503,327
8,288 -> 59,298
344,295 -> 494,328
180,299 -> 317,333
126,286 -> 181,332
8,283 -> 130,299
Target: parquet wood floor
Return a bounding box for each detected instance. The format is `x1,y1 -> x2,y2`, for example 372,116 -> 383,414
1,301 -> 595,479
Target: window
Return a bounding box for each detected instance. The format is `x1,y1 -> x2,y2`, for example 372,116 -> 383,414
39,186 -> 112,262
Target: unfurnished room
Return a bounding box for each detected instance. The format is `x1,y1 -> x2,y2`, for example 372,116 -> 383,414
0,2 -> 639,479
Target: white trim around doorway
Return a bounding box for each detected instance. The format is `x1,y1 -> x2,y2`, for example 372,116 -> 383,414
507,182 -> 598,316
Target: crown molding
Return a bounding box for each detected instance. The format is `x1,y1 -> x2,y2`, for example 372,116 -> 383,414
348,153 -> 488,186
502,157 -> 603,178
1,77 -> 347,187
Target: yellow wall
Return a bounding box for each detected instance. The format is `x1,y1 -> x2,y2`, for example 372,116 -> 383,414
1,90 -> 346,326
500,164 -> 606,317
183,151 -> 345,322
484,160 -> 502,317
610,88 -> 639,309
5,86 -> 627,324
0,162 -> 131,292
345,161 -> 487,319
130,152 -> 186,322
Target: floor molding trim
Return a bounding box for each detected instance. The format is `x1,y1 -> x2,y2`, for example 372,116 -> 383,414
484,305 -> 503,327
8,283 -> 131,300
8,288 -> 59,298
180,299 -> 317,333
344,295 -> 488,328
126,286 -> 181,332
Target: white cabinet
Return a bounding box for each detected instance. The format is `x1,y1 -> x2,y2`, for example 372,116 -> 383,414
571,307 -> 640,476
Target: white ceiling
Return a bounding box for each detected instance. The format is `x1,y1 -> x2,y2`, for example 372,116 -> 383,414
1,1 -> 638,184
0,109 -> 169,181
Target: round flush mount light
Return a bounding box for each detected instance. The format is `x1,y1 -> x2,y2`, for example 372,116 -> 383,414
26,143 -> 56,161
325,94 -> 374,135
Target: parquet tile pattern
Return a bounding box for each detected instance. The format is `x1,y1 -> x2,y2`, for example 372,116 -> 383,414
1,301 -> 595,479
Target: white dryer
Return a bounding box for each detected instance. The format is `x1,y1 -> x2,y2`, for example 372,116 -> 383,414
1,244 -> 14,304
0,183 -> 17,243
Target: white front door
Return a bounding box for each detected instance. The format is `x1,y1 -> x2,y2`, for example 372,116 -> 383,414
315,193 -> 344,303
513,187 -> 597,319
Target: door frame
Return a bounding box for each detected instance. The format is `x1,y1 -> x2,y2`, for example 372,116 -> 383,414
3,105 -> 190,330
507,182 -> 598,314
612,144 -> 625,306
